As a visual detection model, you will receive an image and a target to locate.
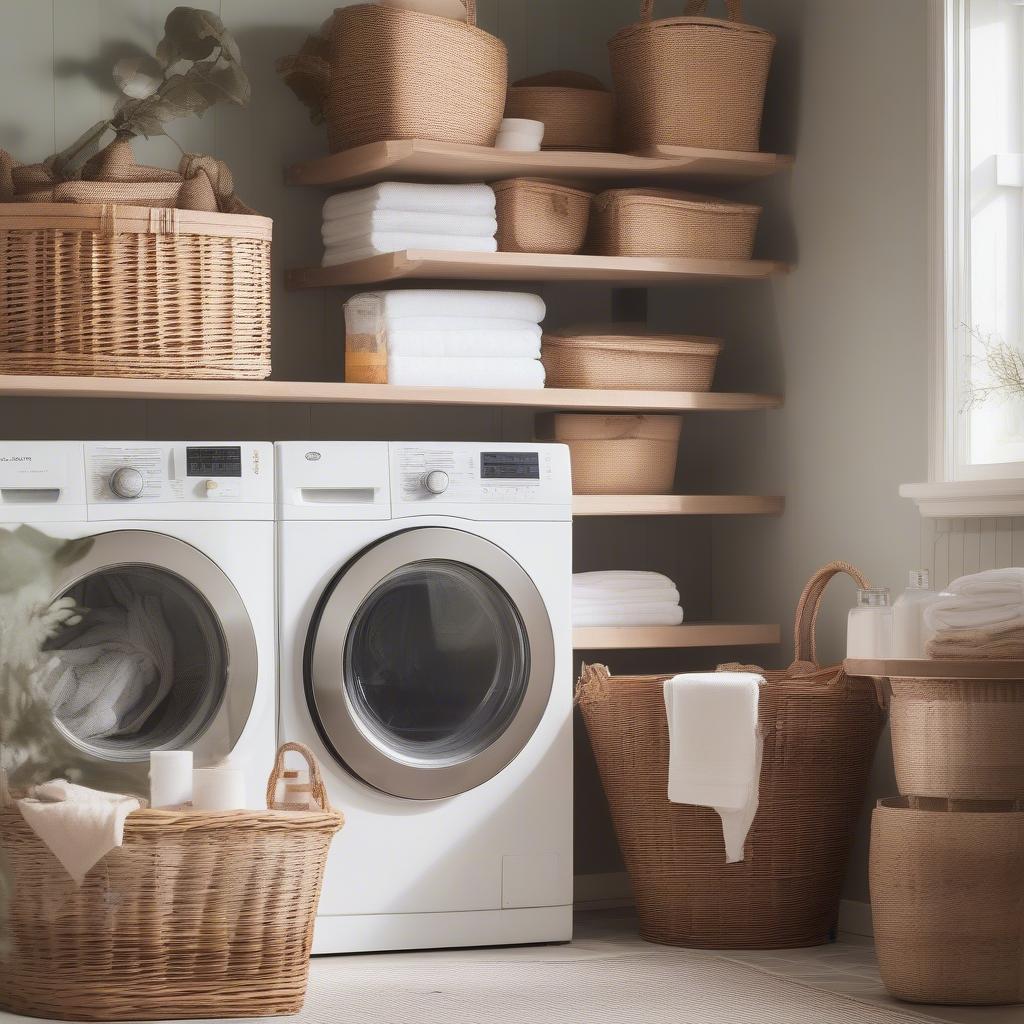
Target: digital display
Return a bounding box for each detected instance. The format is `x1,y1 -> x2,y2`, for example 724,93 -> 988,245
186,446 -> 242,478
481,452 -> 540,480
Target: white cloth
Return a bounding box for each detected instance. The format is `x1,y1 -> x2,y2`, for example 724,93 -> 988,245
573,571 -> 678,594
323,209 -> 497,241
384,356 -> 545,389
384,328 -> 541,359
924,568 -> 1024,631
17,780 -> 143,885
663,673 -> 764,864
382,316 -> 542,336
354,289 -> 546,323
574,590 -> 681,611
323,182 -> 496,220
323,233 -> 498,266
573,604 -> 684,627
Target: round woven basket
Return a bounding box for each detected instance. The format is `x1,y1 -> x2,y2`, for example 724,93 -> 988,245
0,743 -> 343,1021
326,1 -> 507,152
0,203 -> 272,379
504,71 -> 615,151
588,188 -> 760,258
542,326 -> 721,390
494,178 -> 592,254
871,796 -> 1024,1006
609,0 -> 775,153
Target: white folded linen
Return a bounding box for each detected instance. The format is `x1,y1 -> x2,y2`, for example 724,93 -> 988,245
925,568 -> 1024,631
357,289 -> 546,322
323,209 -> 497,241
664,672 -> 764,864
574,588 -> 681,610
17,780 -> 143,885
385,328 -> 541,359
573,571 -> 678,593
385,356 -> 545,389
323,182 -> 496,220
382,316 -> 542,336
323,233 -> 498,266
573,604 -> 684,627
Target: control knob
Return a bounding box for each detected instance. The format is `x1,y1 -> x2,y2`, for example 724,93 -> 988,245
109,466 -> 145,499
422,470 -> 450,495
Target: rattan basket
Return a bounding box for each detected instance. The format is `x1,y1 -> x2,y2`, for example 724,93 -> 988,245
542,325 -> 721,391
609,0 -> 775,153
577,562 -> 887,949
0,743 -> 344,1021
588,188 -> 760,258
536,412 -> 681,495
494,178 -> 592,254
871,796 -> 1024,1006
326,1 -> 507,152
504,71 -> 615,151
0,203 -> 272,379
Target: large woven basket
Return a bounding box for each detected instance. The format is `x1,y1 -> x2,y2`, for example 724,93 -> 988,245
504,71 -> 615,151
871,796 -> 1024,1006
0,743 -> 344,1021
494,178 -> 592,254
542,326 -> 721,391
588,188 -> 760,258
609,0 -> 775,153
326,1 -> 507,152
577,562 -> 887,948
0,203 -> 272,379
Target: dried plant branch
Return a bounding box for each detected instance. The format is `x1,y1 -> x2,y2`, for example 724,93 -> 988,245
960,324 -> 1024,411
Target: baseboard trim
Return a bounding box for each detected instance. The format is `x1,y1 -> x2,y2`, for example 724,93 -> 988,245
573,871 -> 633,909
839,899 -> 874,938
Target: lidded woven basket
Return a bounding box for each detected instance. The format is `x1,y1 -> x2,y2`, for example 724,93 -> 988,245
494,178 -> 592,254
504,71 -> 615,151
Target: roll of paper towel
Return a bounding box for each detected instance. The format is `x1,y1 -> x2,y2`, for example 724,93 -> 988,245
149,750 -> 193,809
192,767 -> 247,811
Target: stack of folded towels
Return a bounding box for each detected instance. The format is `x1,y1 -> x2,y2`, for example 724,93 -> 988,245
322,182 -> 498,267
572,571 -> 684,627
343,288 -> 546,388
925,567 -> 1024,659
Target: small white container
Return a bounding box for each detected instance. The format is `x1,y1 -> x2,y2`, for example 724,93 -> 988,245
192,766 -> 247,811
847,587 -> 894,659
495,117 -> 544,152
893,570 -> 940,659
149,750 -> 193,809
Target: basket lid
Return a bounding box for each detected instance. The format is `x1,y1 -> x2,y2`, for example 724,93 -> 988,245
544,324 -> 722,356
592,187 -> 760,216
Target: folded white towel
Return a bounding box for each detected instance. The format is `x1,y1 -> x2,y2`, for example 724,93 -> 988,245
573,571 -> 678,593
17,780 -> 143,885
573,604 -> 684,627
323,233 -> 498,266
385,328 -> 541,359
385,356 -> 545,389
323,209 -> 498,242
353,289 -> 546,322
925,568 -> 1024,631
664,673 -> 764,863
574,588 -> 681,610
323,183 -> 496,220
383,316 -> 542,336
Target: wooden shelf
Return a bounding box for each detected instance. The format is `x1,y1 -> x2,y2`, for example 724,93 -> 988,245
573,623 -> 781,650
0,375 -> 783,412
573,494 -> 784,517
285,251 -> 791,289
285,139 -> 794,189
845,658 -> 1024,680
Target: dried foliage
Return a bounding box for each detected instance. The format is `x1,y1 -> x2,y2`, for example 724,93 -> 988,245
276,15 -> 334,126
961,325 -> 1024,410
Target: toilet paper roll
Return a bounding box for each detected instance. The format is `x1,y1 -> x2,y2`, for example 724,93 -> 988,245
192,767 -> 247,811
149,750 -> 193,809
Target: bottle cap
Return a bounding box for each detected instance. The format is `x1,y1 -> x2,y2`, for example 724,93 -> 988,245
856,587 -> 891,607
908,570 -> 931,590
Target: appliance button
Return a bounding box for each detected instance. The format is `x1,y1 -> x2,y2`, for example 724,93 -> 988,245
109,466 -> 145,499
422,470 -> 450,495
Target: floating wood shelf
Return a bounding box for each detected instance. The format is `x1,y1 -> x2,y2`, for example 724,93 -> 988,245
285,251 -> 791,289
573,623 -> 781,650
285,139 -> 794,189
572,494 -> 784,516
0,376 -> 784,412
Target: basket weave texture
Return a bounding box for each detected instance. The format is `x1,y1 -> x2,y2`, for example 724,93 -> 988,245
494,178 -> 592,254
0,743 -> 344,1021
588,188 -> 760,258
326,1 -> 508,152
577,562 -> 887,948
504,71 -> 615,151
609,0 -> 775,153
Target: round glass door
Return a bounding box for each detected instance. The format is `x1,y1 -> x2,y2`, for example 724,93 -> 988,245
307,529 -> 555,800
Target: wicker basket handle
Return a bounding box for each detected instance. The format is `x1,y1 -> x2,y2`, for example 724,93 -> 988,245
793,560 -> 870,667
461,0 -> 478,26
266,742 -> 335,813
640,0 -> 744,22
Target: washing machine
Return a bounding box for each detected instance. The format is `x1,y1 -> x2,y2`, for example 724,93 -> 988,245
0,441 -> 276,804
277,441 -> 573,954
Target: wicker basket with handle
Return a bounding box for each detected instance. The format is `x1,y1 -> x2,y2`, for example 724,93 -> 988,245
0,743 -> 344,1021
577,562 -> 887,948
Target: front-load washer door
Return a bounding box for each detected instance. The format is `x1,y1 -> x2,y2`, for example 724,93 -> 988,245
43,530 -> 257,771
306,527 -> 555,800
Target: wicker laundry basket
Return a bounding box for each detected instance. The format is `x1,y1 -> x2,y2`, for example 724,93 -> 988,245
537,413 -> 681,495
494,178 -> 592,254
326,1 -> 507,152
577,562 -> 887,948
542,326 -> 721,391
609,0 -> 775,153
0,743 -> 344,1021
504,71 -> 616,151
871,796 -> 1024,1006
588,188 -> 760,258
0,203 -> 272,379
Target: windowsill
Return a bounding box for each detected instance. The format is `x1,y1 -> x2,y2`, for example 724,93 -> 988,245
900,479 -> 1024,517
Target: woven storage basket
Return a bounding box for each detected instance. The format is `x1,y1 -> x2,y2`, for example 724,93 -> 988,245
542,325 -> 721,391
609,0 -> 775,153
326,1 -> 507,152
494,178 -> 592,254
0,203 -> 272,379
588,188 -> 760,258
577,562 -> 887,949
504,71 -> 615,151
0,743 -> 343,1021
537,413 -> 681,495
871,796 -> 1024,1006
889,674 -> 1024,800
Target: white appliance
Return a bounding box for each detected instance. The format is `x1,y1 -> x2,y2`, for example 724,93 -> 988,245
0,441 -> 276,805
277,441 -> 574,954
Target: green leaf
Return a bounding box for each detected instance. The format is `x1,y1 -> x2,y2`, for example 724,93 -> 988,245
157,7 -> 241,67
188,57 -> 250,107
